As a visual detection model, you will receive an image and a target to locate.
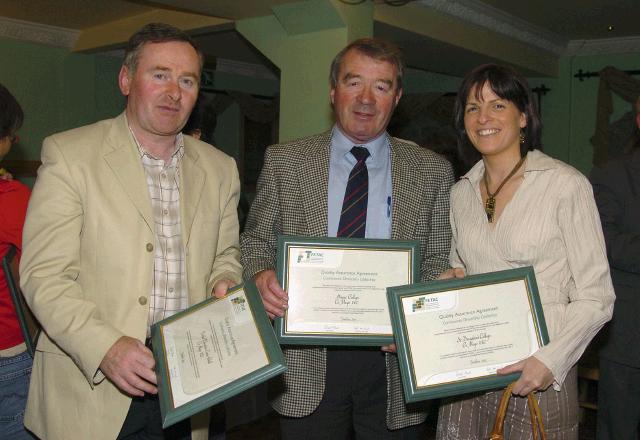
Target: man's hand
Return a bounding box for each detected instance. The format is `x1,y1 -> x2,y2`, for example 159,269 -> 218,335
99,336 -> 157,397
497,356 -> 554,396
438,267 -> 465,280
254,269 -> 288,319
212,279 -> 236,299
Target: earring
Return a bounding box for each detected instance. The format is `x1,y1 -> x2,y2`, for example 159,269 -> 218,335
519,131 -> 525,145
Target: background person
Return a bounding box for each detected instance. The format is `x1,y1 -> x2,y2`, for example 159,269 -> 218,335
0,83 -> 34,440
436,64 -> 614,440
590,96 -> 640,440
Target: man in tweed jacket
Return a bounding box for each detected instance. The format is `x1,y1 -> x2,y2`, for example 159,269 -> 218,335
241,38 -> 453,439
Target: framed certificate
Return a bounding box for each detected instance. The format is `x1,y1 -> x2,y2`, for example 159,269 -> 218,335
151,282 -> 286,428
275,235 -> 420,346
2,245 -> 40,357
387,266 -> 549,402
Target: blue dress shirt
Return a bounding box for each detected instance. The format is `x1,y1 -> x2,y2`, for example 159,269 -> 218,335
327,126 -> 392,239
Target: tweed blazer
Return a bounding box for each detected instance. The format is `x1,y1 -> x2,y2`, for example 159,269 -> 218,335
240,131 -> 453,429
20,113 -> 242,440
591,149 -> 640,367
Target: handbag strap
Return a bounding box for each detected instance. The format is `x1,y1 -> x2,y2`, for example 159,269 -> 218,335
527,392 -> 547,440
489,382 -> 547,440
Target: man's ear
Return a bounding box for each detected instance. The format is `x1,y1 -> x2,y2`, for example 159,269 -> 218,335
394,88 -> 403,107
118,66 -> 131,96
330,87 -> 336,105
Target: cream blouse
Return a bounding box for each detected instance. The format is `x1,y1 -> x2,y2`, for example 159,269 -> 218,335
449,149 -> 614,388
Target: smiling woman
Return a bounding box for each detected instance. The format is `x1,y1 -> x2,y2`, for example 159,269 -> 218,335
435,64 -> 615,440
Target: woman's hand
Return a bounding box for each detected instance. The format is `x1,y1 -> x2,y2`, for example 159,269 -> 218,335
497,356 -> 554,396
438,267 -> 465,280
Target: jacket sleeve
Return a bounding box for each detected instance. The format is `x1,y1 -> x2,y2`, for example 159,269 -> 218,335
420,159 -> 454,281
207,155 -> 243,291
19,137 -> 123,386
240,147 -> 281,278
533,173 -> 615,386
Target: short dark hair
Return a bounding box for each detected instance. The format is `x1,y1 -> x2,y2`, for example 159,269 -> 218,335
0,83 -> 24,140
453,64 -> 542,169
330,38 -> 404,91
123,22 -> 203,74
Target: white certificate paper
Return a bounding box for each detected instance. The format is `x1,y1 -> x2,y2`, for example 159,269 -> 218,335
285,246 -> 412,335
161,290 -> 269,408
401,279 -> 539,387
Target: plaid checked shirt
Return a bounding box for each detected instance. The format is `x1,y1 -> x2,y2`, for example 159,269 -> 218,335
132,131 -> 188,333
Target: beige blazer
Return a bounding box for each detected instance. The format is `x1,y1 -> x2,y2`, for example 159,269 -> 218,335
20,113 -> 242,440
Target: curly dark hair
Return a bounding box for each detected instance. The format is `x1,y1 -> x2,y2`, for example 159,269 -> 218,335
0,83 -> 24,140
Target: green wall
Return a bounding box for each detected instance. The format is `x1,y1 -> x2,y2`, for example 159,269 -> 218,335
531,51 -> 640,174
0,37 -> 124,168
403,68 -> 461,94
3,32 -> 639,181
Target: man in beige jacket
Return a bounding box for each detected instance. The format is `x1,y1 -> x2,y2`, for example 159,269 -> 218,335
20,23 -> 242,440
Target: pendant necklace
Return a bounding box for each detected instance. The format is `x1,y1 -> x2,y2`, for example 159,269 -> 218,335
483,155 -> 526,223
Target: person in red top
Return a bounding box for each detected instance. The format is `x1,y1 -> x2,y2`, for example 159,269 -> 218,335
0,83 -> 34,439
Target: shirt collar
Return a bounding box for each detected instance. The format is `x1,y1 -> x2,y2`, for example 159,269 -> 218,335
129,126 -> 185,162
460,149 -> 557,184
331,125 -> 388,161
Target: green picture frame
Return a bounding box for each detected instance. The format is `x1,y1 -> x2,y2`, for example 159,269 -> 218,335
2,245 -> 40,357
387,266 -> 549,402
151,281 -> 286,428
275,235 -> 420,346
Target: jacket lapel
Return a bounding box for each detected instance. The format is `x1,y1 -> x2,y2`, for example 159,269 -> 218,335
180,141 -> 205,247
102,114 -> 154,232
389,137 -> 421,240
299,132 -> 331,236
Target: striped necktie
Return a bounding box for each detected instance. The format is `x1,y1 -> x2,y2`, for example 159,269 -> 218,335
337,146 -> 370,238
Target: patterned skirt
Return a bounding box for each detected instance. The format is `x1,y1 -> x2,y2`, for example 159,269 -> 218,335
436,367 -> 578,440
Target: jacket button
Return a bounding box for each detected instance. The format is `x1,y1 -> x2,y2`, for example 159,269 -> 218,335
146,243 -> 154,252
138,296 -> 148,305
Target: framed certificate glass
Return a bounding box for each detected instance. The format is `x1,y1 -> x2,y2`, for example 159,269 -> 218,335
151,282 -> 286,428
2,245 -> 40,357
275,235 -> 420,346
387,266 -> 549,402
